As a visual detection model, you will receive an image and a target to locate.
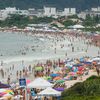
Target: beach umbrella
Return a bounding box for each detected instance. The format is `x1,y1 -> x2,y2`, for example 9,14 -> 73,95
56,71 -> 63,75
0,82 -> 11,88
84,62 -> 91,65
47,76 -> 52,80
72,67 -> 78,72
73,64 -> 83,67
53,77 -> 62,81
35,66 -> 43,71
65,64 -> 73,68
78,66 -> 84,71
68,72 -> 76,76
56,80 -> 65,84
26,79 -> 31,84
43,76 -> 52,80
64,76 -> 70,80
55,67 -> 61,71
0,89 -> 14,97
50,73 -> 60,77
80,57 -> 84,62
54,87 -> 64,91
4,90 -> 14,95
77,71 -> 83,75
0,92 -> 6,97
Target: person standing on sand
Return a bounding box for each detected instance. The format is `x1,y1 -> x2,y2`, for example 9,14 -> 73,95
19,71 -> 22,79
7,75 -> 10,85
72,46 -> 74,52
16,71 -> 19,80
12,64 -> 14,70
98,50 -> 100,55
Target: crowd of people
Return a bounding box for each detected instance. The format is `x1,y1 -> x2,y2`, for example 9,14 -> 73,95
0,29 -> 100,100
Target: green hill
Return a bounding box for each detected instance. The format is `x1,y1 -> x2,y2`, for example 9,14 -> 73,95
61,76 -> 100,100
0,0 -> 99,11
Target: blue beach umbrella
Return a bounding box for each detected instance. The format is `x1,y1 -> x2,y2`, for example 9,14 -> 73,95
50,73 -> 60,77
73,64 -> 83,67
84,62 -> 92,65
80,57 -> 84,62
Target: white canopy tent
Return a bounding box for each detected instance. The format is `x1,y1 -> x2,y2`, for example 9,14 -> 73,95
27,78 -> 53,89
38,87 -> 61,96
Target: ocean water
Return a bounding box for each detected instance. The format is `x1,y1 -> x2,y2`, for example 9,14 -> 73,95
0,32 -> 70,63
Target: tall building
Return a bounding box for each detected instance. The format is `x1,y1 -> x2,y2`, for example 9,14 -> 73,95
63,8 -> 76,16
70,8 -> 76,15
0,7 -> 17,20
44,6 -> 56,17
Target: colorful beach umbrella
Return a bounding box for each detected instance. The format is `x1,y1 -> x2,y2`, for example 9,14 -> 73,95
35,66 -> 43,71
56,80 -> 65,83
43,76 -> 52,80
26,79 -> 31,84
84,62 -> 91,65
4,90 -> 14,95
54,87 -> 64,91
68,72 -> 76,76
53,77 -> 62,81
0,89 -> 14,97
50,73 -> 60,77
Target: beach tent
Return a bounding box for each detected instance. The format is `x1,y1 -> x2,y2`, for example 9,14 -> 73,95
38,87 -> 61,96
27,78 -> 53,89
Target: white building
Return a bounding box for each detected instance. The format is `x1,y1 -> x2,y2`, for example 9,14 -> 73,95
0,7 -> 29,20
56,10 -> 63,17
28,8 -> 38,16
70,8 -> 76,14
5,7 -> 17,14
0,10 -> 7,20
0,7 -> 17,20
17,10 -> 29,16
91,7 -> 100,12
63,8 -> 76,16
63,8 -> 69,16
78,12 -> 86,19
44,6 -> 56,17
85,7 -> 100,17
